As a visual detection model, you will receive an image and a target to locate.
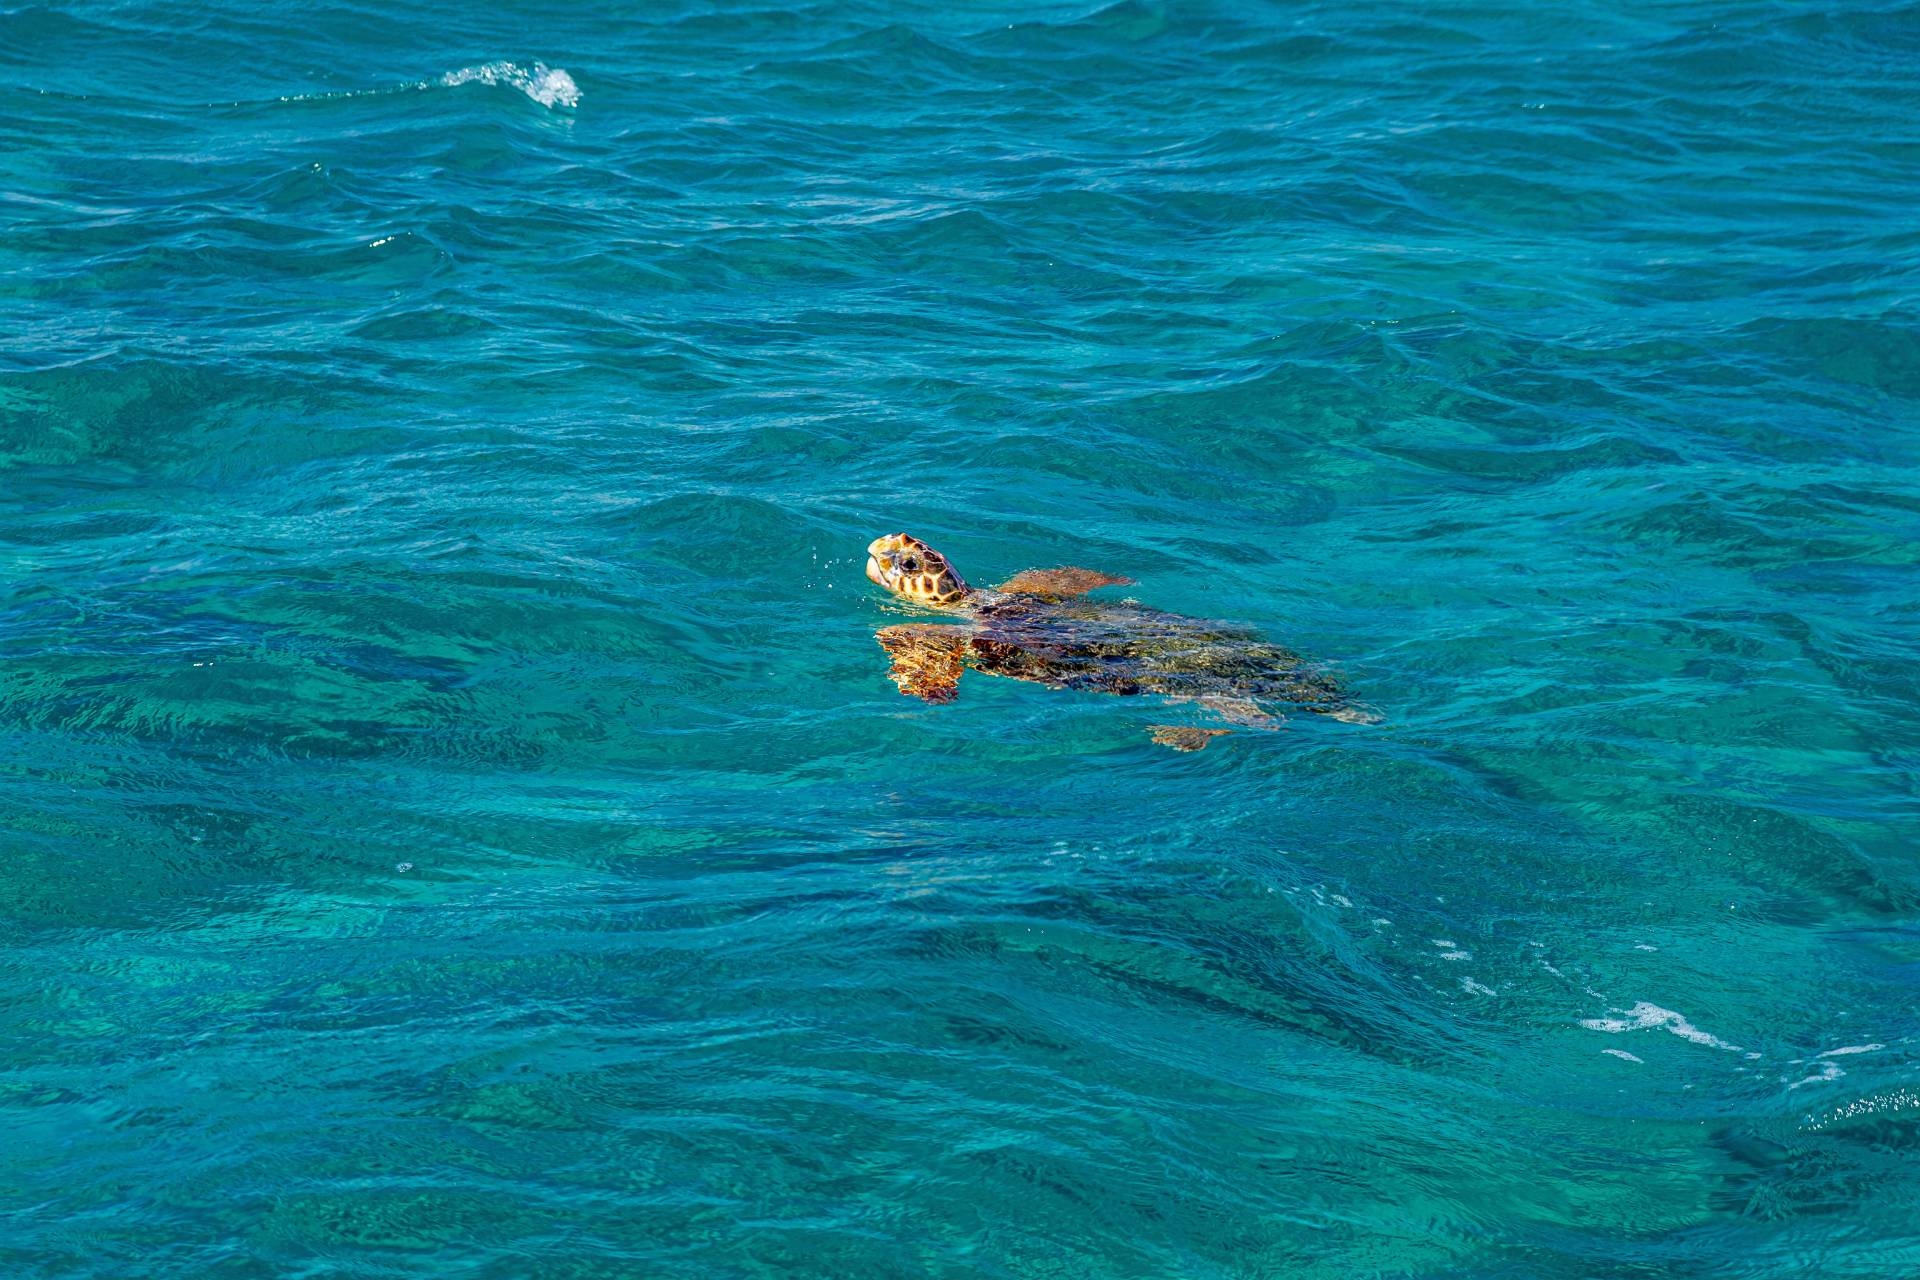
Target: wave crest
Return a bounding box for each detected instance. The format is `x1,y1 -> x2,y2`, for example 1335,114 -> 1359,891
439,61 -> 579,109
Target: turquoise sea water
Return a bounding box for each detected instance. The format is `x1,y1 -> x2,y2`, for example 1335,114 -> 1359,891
5,1 -> 1920,1274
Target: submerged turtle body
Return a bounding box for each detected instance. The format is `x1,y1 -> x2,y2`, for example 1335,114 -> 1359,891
865,533 -> 1371,747
962,594 -> 1353,712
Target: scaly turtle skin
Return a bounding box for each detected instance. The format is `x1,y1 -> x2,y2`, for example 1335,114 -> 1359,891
864,533 -> 1374,749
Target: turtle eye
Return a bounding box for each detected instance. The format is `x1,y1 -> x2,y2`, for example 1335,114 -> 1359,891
900,557 -> 920,572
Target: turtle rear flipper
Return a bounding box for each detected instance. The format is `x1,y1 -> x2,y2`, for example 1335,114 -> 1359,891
876,624 -> 969,704
995,566 -> 1134,598
1148,725 -> 1230,752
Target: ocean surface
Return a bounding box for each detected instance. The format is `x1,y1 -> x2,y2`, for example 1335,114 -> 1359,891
5,1 -> 1920,1275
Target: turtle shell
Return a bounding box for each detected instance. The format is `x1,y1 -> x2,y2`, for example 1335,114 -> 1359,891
964,595 -> 1355,716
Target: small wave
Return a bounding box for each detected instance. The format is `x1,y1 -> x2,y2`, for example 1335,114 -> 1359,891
439,61 -> 580,109
256,62 -> 581,111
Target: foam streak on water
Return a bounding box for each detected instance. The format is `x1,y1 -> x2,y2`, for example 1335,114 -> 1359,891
3,0 -> 1919,1275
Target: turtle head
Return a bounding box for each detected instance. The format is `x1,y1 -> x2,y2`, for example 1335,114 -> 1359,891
866,533 -> 971,608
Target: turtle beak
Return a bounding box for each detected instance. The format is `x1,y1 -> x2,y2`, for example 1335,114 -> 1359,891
866,536 -> 899,589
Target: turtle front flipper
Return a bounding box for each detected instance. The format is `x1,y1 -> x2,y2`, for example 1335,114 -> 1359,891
1198,694 -> 1280,729
995,566 -> 1134,598
875,624 -> 969,704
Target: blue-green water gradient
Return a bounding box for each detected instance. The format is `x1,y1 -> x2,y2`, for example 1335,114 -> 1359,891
5,1 -> 1920,1275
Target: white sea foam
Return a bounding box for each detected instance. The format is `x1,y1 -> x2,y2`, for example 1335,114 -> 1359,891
1579,1002 -> 1741,1052
1787,1061 -> 1844,1090
1602,1049 -> 1643,1063
1780,1043 -> 1886,1091
440,61 -> 580,109
1805,1088 -> 1920,1131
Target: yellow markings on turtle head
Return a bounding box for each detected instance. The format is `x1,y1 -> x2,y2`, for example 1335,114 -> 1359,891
866,531 -> 969,606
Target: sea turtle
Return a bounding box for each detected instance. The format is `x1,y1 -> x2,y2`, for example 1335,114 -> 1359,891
864,533 -> 1374,750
